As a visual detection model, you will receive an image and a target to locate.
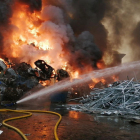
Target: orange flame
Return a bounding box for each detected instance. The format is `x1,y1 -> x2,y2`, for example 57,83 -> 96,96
88,77 -> 107,89
71,71 -> 79,79
6,2 -> 63,69
1,1 -> 115,84
112,75 -> 118,82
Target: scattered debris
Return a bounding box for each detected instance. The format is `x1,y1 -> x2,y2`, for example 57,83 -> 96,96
0,60 -> 7,72
24,134 -> 31,136
67,78 -> 140,116
0,59 -> 56,104
0,59 -> 74,104
0,130 -> 3,135
94,81 -> 108,89
34,60 -> 54,80
56,69 -> 70,81
1,101 -> 16,107
127,116 -> 140,124
69,79 -> 91,99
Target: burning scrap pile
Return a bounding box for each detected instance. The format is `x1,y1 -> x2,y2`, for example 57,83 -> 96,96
0,59 -> 69,104
68,78 -> 140,116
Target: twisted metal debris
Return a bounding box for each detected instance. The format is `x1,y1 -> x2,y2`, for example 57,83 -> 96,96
68,78 -> 140,115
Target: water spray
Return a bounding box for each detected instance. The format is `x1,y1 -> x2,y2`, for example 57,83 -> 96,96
16,61 -> 140,104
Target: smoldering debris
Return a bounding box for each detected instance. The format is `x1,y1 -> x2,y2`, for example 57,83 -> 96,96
67,78 -> 140,116
0,59 -> 70,105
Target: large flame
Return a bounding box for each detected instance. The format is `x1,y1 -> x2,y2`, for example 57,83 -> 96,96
71,71 -> 79,79
89,75 -> 119,89
0,1 -> 118,87
2,2 -> 67,69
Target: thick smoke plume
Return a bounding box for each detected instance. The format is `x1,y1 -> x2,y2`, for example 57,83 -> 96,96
0,0 -> 103,72
0,0 -> 140,72
102,0 -> 140,64
0,0 -> 13,56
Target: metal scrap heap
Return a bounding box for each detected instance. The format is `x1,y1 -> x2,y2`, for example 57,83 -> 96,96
68,78 -> 140,116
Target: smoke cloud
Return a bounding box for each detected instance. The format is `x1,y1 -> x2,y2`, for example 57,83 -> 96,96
0,0 -> 140,72
102,0 -> 140,64
40,0 -> 104,71
67,31 -> 102,72
0,0 -> 14,57
41,5 -> 64,24
18,0 -> 42,12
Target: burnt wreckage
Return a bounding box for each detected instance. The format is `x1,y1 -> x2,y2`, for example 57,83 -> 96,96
0,59 -> 70,104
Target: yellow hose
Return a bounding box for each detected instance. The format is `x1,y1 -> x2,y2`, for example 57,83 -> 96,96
0,109 -> 62,140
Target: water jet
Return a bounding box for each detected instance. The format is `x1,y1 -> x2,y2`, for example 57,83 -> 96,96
16,61 -> 140,104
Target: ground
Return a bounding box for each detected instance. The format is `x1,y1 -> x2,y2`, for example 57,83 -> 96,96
0,102 -> 140,140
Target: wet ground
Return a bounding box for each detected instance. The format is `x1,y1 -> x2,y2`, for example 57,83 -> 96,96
0,102 -> 140,140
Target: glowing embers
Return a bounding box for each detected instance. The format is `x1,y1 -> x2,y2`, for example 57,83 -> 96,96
0,58 -> 5,62
96,61 -> 106,69
112,75 -> 118,82
71,71 -> 79,79
89,75 -> 119,89
0,58 -> 12,69
62,62 -> 67,71
89,78 -> 106,89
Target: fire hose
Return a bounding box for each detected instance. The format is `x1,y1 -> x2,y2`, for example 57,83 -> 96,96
0,109 -> 62,140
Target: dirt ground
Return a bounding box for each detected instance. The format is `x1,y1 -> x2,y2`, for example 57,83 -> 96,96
0,102 -> 140,140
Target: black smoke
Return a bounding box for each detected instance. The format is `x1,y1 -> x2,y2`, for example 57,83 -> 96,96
1,0 -> 139,71
70,0 -> 108,52
0,0 -> 13,25
66,31 -> 102,72
18,0 -> 42,12
0,0 -> 14,57
42,0 -> 109,71
42,0 -> 109,52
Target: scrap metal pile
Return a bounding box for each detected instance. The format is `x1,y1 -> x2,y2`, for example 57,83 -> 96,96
68,78 -> 140,116
0,59 -> 69,104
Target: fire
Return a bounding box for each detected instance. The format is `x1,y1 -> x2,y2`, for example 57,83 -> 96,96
62,62 -> 68,70
2,1 -> 77,73
88,75 -> 119,89
38,40 -> 51,50
92,78 -> 101,84
39,80 -> 50,86
6,2 -> 57,68
0,1 -> 117,84
0,58 -> 5,62
101,78 -> 106,84
88,77 -> 107,89
97,61 -> 106,69
71,71 -> 79,79
112,75 -> 118,82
